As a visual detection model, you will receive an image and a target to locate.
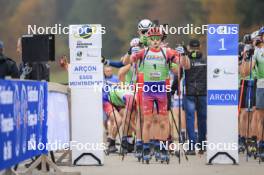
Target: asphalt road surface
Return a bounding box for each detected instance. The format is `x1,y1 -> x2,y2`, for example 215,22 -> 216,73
60,153 -> 263,175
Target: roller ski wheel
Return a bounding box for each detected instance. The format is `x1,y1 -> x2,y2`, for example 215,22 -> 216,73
135,144 -> 143,162
135,152 -> 143,162
160,157 -> 170,164
154,151 -> 161,162
135,150 -> 142,162
160,158 -> 170,164
160,150 -> 170,164
142,155 -> 151,164
261,154 -> 264,162
257,152 -> 264,162
258,141 -> 264,162
105,145 -> 118,155
142,148 -> 151,164
143,158 -> 150,164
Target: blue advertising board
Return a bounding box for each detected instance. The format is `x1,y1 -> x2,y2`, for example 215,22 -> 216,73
0,80 -> 48,170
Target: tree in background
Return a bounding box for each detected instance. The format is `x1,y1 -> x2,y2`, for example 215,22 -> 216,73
114,0 -> 150,53
1,0 -> 56,61
237,0 -> 264,33
67,0 -> 121,58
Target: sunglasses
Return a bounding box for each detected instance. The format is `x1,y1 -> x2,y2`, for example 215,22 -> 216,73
149,36 -> 162,41
140,30 -> 148,34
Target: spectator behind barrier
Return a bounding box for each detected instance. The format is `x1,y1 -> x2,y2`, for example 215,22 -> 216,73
0,40 -> 19,79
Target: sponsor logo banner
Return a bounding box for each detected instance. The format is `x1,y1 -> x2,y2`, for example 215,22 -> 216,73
0,80 -> 48,170
69,24 -> 102,49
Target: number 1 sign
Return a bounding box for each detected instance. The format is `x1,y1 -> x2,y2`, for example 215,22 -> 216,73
207,24 -> 238,56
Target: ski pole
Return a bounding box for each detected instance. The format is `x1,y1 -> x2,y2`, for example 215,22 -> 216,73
108,90 -> 123,156
238,80 -> 245,115
121,63 -> 138,160
259,117 -> 264,164
169,109 -> 188,161
245,48 -> 254,162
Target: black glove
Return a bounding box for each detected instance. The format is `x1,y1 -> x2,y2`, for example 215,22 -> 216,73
127,47 -> 132,55
101,56 -> 108,65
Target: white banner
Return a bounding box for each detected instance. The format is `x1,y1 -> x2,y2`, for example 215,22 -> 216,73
207,24 -> 239,164
69,24 -> 104,165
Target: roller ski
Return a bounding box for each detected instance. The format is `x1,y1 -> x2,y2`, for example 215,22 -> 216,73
121,137 -> 135,155
239,136 -> 246,154
247,136 -> 257,157
160,149 -> 170,164
105,138 -> 118,155
142,145 -> 151,164
134,141 -> 143,162
105,145 -> 118,155
149,140 -> 156,157
153,141 -> 161,161
256,119 -> 264,162
254,141 -> 264,161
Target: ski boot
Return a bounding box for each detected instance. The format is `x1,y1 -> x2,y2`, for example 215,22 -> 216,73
259,141 -> 264,162
127,136 -> 135,153
154,141 -> 161,162
255,141 -> 264,161
180,131 -> 186,143
121,136 -> 134,154
186,141 -> 196,156
134,141 -> 143,162
149,140 -> 156,156
160,149 -> 170,164
127,142 -> 135,153
121,137 -> 129,155
247,136 -> 257,157
238,136 -> 246,154
105,138 -> 118,155
142,144 -> 151,164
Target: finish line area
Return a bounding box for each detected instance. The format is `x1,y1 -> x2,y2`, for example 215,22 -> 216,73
1,21 -> 264,175
11,154 -> 262,175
